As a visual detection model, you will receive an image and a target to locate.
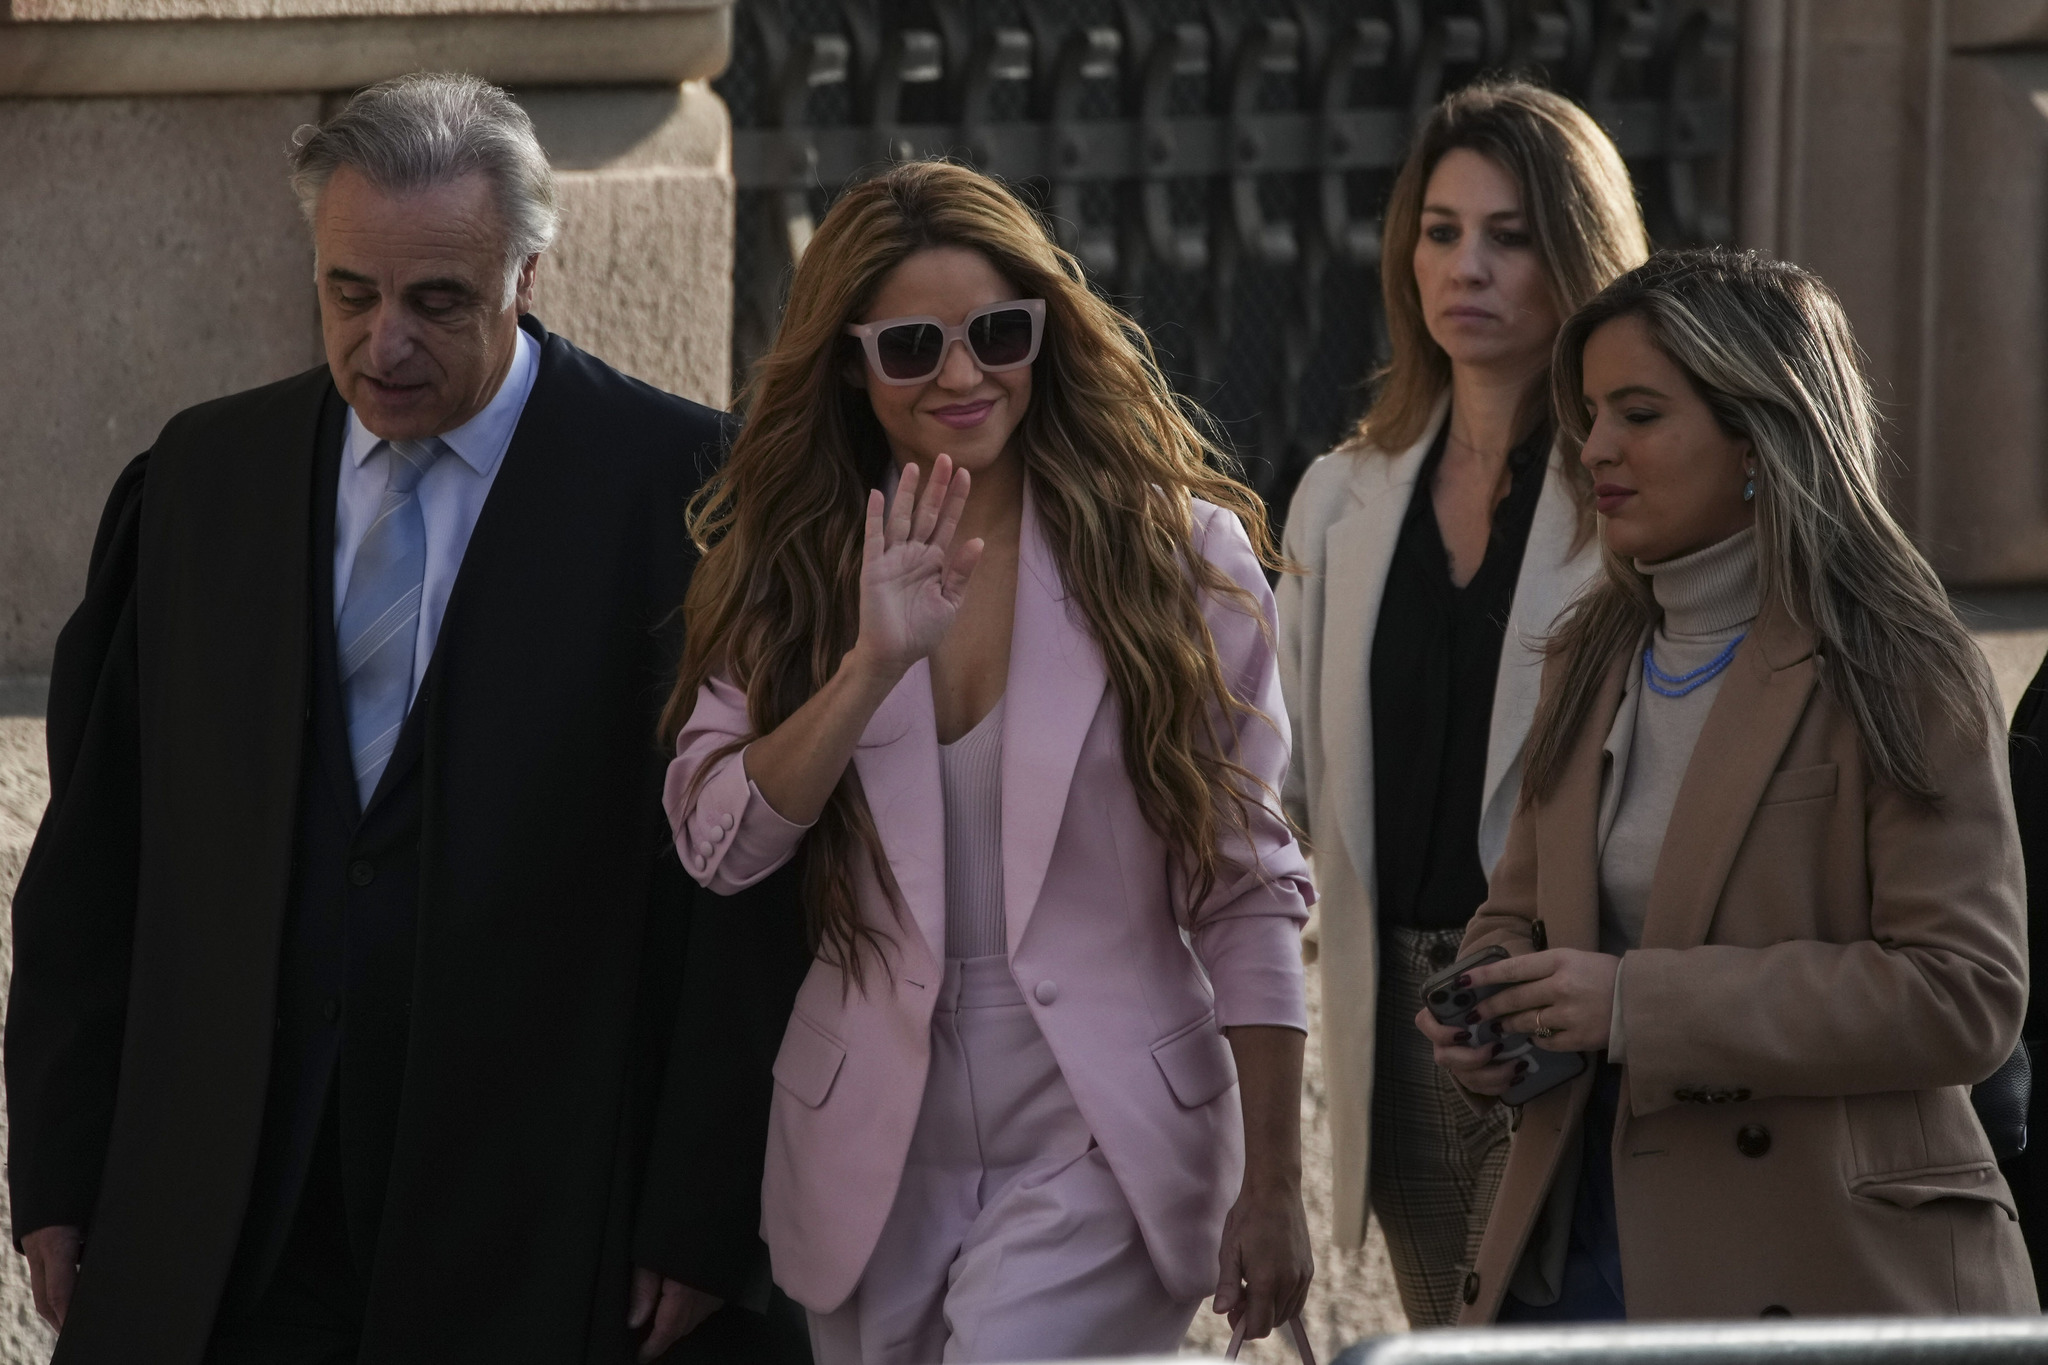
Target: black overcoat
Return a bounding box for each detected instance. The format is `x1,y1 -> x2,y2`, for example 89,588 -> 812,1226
5,317 -> 810,1363
2008,646 -> 2048,1301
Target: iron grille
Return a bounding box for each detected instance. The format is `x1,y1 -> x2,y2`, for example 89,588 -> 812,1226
716,0 -> 1737,518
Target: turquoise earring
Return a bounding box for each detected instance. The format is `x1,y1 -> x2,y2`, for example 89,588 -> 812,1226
1743,469 -> 1756,503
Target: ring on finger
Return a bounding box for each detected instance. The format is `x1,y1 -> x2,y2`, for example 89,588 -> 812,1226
1531,1008 -> 1558,1040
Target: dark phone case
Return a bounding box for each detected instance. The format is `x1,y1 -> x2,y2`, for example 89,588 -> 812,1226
1421,945 -> 1587,1105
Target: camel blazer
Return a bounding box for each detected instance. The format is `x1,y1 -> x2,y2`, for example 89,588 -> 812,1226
666,492 -> 1312,1313
1455,603 -> 2035,1321
1274,399 -> 1600,1248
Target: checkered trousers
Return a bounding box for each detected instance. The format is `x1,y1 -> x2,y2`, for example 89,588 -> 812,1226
1367,925 -> 1513,1327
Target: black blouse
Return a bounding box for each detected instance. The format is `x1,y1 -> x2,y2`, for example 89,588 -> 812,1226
1370,417 -> 1551,934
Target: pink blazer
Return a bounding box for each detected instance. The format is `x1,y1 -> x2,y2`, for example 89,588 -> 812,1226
665,490 -> 1312,1313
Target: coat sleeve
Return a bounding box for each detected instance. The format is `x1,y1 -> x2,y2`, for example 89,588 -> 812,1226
5,452 -> 150,1243
1182,504 -> 1313,1033
2003,643 -> 2048,1276
2008,645 -> 2048,1048
1619,685 -> 2029,1115
632,858 -> 810,1302
664,675 -> 814,894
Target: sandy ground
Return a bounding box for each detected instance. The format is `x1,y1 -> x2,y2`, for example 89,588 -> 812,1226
0,626 -> 2041,1362
0,718 -> 57,1363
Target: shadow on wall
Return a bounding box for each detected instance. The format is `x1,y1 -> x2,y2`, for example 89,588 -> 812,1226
518,83 -> 684,169
0,682 -> 47,721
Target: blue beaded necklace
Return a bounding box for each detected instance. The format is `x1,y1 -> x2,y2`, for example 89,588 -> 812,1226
1643,633 -> 1746,698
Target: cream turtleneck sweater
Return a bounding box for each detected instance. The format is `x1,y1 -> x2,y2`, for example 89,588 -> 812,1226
1601,527 -> 1760,1057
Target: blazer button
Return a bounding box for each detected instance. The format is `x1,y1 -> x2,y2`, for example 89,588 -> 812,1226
348,861 -> 375,886
1461,1271 -> 1480,1305
1034,980 -> 1058,1006
1736,1124 -> 1772,1158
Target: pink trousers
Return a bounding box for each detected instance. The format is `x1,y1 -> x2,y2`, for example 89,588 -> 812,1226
806,955 -> 1201,1365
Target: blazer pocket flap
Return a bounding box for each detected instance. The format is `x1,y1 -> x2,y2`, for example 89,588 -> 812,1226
1152,1016 -> 1237,1109
772,1012 -> 847,1109
1854,1164 -> 2015,1219
1759,763 -> 1837,805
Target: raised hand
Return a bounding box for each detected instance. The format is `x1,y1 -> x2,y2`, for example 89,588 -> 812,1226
855,455 -> 983,678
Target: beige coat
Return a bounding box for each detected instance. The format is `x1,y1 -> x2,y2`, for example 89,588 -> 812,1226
1275,401 -> 1600,1248
1456,603 -> 2036,1321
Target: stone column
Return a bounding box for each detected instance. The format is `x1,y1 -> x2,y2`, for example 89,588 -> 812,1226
1740,0 -> 2048,586
0,0 -> 735,690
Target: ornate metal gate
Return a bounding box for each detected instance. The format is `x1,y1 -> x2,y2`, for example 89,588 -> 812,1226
716,0 -> 1736,516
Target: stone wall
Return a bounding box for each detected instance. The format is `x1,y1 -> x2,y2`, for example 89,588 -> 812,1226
0,94 -> 325,688
0,0 -> 735,684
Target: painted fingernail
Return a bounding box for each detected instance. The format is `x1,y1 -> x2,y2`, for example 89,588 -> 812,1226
1514,1060 -> 1530,1074
1455,974 -> 1472,987
1452,1031 -> 1471,1045
1464,1010 -> 1481,1024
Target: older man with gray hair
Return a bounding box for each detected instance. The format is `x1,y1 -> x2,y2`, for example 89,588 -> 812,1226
5,73 -> 811,1365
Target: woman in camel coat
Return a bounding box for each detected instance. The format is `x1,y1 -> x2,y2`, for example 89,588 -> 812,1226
1423,249 -> 2035,1320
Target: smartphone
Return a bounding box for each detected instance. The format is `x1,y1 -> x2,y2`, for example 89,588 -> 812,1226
1421,944 -> 1586,1105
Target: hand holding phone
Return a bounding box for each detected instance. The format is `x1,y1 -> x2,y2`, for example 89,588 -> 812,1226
1420,945 -> 1586,1105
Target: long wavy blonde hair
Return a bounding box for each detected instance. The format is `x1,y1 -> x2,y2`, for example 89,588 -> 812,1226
1524,248 -> 1993,804
663,160 -> 1281,981
1361,80 -> 1648,476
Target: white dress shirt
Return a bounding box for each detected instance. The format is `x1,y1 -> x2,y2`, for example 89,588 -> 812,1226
334,325 -> 539,702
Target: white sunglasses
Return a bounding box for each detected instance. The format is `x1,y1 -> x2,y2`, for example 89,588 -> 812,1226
844,299 -> 1046,385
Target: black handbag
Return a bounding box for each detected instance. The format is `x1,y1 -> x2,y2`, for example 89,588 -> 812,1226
1973,1038 -> 2032,1162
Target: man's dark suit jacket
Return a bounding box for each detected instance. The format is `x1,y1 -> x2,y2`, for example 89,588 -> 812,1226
4,316 -> 810,1364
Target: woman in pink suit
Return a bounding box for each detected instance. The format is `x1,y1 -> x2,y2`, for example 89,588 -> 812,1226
661,160 -> 1316,1363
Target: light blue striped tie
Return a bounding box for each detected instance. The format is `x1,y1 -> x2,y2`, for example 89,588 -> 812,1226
339,437 -> 448,807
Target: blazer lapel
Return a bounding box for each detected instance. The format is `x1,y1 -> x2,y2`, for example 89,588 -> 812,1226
1002,483 -> 1109,954
1535,649 -> 1628,951
1478,451 -> 1600,871
1596,648 -> 1645,854
1318,400 -> 1445,894
851,662 -> 947,967
369,322 -> 553,810
1638,603 -> 1817,951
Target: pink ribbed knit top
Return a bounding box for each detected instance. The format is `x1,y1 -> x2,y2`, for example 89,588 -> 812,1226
938,696 -> 1007,960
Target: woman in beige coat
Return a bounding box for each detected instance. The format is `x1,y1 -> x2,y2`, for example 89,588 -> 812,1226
1276,81 -> 1644,1324
1423,247 -> 2036,1320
